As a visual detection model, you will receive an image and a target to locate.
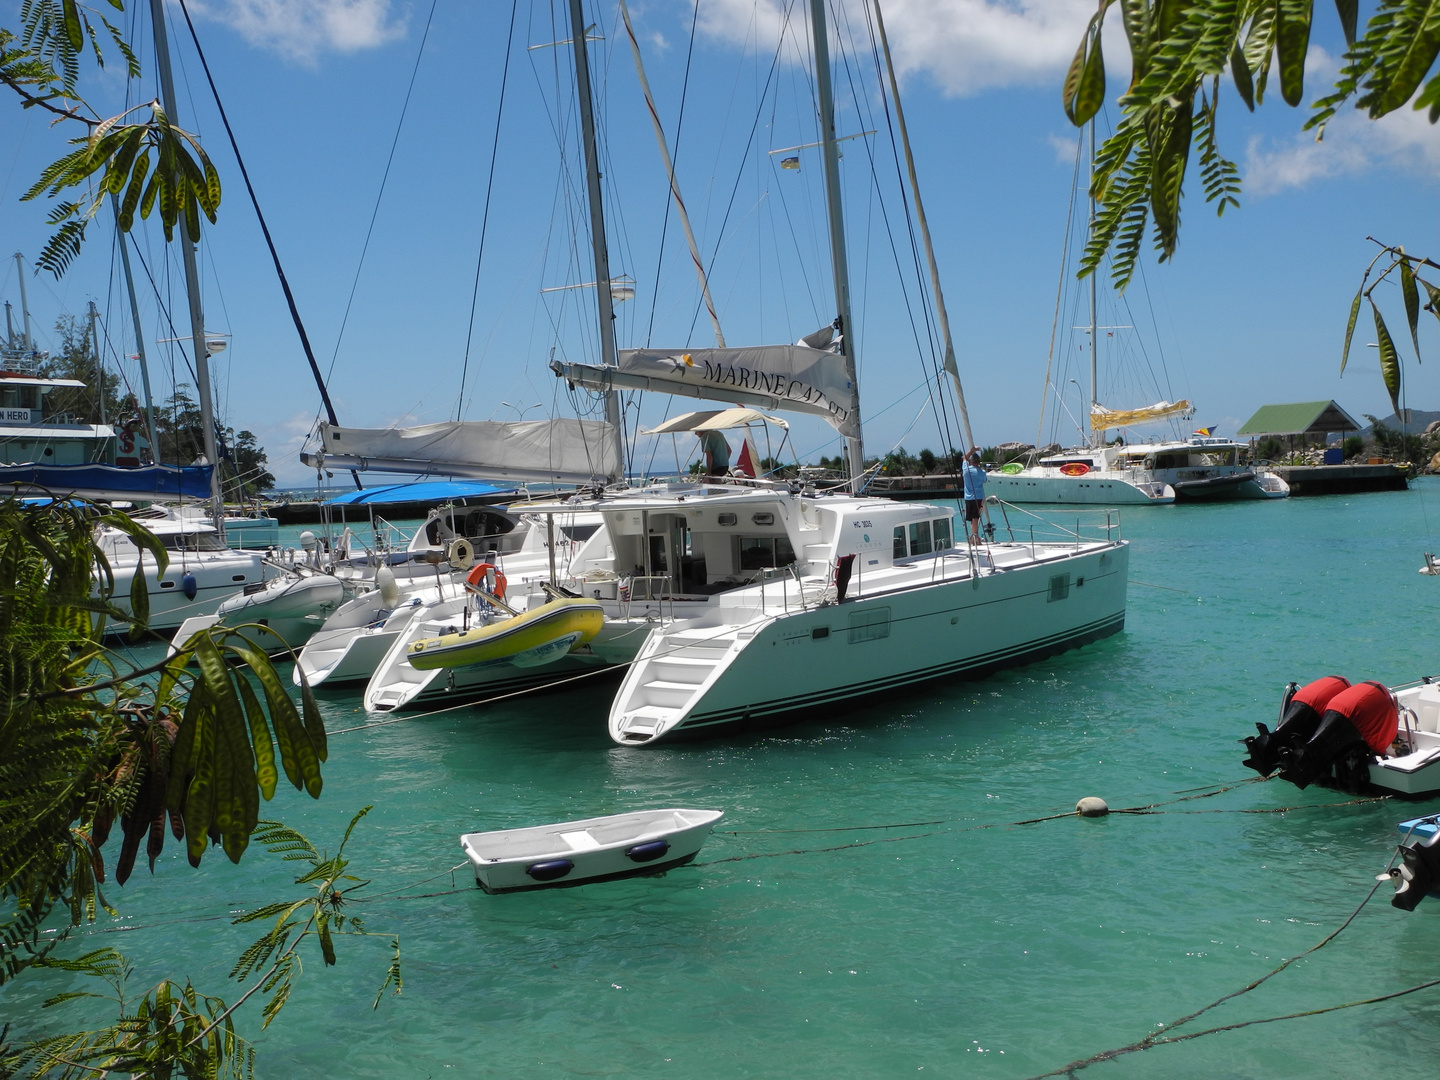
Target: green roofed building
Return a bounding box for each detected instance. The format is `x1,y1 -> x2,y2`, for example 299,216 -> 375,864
1237,401 -> 1361,442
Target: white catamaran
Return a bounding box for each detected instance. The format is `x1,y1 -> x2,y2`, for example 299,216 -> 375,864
539,0 -> 1130,745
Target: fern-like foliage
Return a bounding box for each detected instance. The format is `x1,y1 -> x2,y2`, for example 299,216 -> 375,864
0,498 -> 327,989
1067,0 -> 1439,289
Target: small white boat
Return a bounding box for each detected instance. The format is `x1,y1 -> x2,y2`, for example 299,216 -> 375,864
459,808 -> 724,894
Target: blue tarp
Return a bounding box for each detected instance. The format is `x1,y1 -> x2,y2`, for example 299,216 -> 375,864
323,479 -> 514,506
0,463 -> 214,501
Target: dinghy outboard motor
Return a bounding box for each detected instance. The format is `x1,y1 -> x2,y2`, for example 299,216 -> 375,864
1274,681 -> 1398,791
1242,676 -> 1350,777
1381,828 -> 1440,912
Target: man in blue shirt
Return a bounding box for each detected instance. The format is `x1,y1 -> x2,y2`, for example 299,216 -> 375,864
699,429 -> 731,476
961,449 -> 988,543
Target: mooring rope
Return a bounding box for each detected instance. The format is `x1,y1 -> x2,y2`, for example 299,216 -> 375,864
1025,839 -> 1426,1078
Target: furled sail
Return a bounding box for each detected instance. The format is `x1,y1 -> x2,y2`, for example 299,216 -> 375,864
551,334 -> 859,438
1089,399 -> 1194,431
300,419 -> 620,483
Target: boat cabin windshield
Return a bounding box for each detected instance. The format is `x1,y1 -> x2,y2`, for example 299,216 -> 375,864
162,531 -> 229,553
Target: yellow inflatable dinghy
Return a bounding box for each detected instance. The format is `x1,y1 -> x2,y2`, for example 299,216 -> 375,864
407,596 -> 604,671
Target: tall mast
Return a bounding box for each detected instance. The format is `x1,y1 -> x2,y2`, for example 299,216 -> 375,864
111,200 -> 161,461
807,0 -> 865,492
14,252 -> 35,356
871,0 -> 972,452
1087,118 -> 1098,449
566,0 -> 627,481
87,301 -> 107,430
148,0 -> 223,526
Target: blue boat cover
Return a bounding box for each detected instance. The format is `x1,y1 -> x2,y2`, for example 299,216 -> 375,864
323,479 -> 515,506
0,463 -> 214,501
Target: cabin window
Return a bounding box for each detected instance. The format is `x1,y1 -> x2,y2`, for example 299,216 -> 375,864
933,517 -> 953,549
1048,573 -> 1071,602
163,533 -> 228,553
848,606 -> 891,643
908,520 -> 933,556
717,513 -> 738,526
560,523 -> 600,542
751,512 -> 775,526
738,535 -> 796,570
892,526 -> 907,560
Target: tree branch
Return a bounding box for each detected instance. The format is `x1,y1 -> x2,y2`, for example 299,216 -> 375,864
0,71 -> 94,123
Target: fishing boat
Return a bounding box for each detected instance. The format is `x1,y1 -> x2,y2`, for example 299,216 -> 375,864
1241,675 -> 1440,796
459,808 -> 724,893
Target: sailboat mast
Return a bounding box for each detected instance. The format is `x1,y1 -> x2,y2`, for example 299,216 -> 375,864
148,0 -> 223,527
87,301 -> 107,430
1087,119 -> 1098,450
111,202 -> 161,461
14,252 -> 35,356
567,0 -> 627,481
870,0 -> 973,453
807,0 -> 865,492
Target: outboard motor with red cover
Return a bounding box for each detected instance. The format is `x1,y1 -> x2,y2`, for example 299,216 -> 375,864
1242,676 -> 1350,777
1275,681 -> 1399,791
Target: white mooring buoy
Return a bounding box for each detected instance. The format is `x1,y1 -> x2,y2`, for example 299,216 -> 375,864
1075,797 -> 1109,818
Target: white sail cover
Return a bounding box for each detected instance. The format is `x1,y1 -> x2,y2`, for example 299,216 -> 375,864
301,419 -> 619,483
553,343 -> 859,438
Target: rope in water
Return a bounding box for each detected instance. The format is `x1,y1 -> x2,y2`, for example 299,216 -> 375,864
1024,840 -> 1427,1078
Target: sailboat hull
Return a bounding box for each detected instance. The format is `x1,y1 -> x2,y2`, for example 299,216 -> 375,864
611,540 -> 1128,745
985,473 -> 1174,505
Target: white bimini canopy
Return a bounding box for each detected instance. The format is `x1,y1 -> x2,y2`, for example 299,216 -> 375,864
641,408 -> 788,435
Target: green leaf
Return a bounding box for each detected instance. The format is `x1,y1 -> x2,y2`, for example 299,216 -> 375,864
1371,298 -> 1403,415
61,0 -> 83,51
1421,277 -> 1440,330
1063,28 -> 1090,123
118,150 -> 149,231
1230,41 -> 1254,109
1340,283 -> 1364,373
127,549 -> 148,639
1400,258 -> 1422,359
235,674 -> 278,801
1276,0 -> 1312,107
1333,0 -> 1358,45
223,635 -> 321,797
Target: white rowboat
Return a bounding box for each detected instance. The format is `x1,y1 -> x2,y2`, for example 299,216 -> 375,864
459,808 -> 723,894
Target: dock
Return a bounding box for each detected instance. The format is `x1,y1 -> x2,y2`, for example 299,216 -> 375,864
1268,462 -> 1410,496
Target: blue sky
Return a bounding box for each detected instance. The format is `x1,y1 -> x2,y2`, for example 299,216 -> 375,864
1,0 -> 1436,486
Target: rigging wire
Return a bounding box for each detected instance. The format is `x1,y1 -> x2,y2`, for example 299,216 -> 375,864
456,0 -> 519,422
314,0 -> 438,401
175,0 -> 357,483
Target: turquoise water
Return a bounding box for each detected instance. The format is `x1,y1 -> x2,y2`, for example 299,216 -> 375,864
5,482 -> 1438,1077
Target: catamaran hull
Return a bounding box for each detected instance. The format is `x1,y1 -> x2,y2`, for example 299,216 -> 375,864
611,542 -> 1129,745
985,474 -> 1174,505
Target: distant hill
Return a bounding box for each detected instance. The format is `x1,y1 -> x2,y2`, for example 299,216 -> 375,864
1358,409 -> 1439,436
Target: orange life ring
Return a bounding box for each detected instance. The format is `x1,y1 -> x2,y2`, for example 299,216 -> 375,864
465,561 -> 507,599
1059,462 -> 1091,476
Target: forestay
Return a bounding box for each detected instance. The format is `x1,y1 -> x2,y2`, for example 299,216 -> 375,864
302,419 -> 620,483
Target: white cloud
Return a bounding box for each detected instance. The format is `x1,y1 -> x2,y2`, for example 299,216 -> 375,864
187,0 -> 407,65
1244,96 -> 1440,194
698,0 -> 1099,95
1047,130 -> 1079,164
